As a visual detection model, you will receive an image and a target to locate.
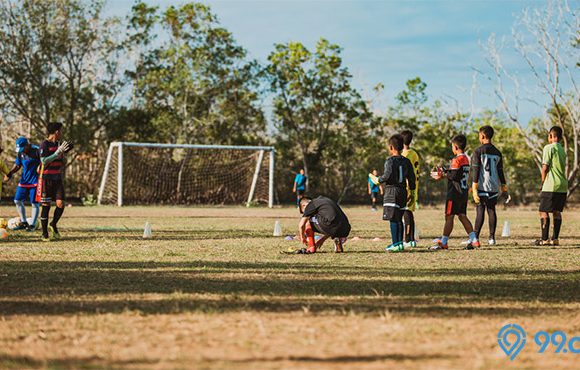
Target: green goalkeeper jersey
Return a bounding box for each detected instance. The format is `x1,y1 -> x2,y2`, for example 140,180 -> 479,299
541,142 -> 568,193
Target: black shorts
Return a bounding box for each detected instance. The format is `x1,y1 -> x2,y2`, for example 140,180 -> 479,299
383,206 -> 403,222
296,189 -> 305,197
477,194 -> 498,208
445,195 -> 468,216
383,186 -> 406,221
41,178 -> 65,203
539,192 -> 567,212
371,192 -> 379,202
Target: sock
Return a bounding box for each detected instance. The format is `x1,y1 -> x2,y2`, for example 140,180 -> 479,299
390,221 -> 399,244
52,206 -> 64,226
31,203 -> 40,227
41,205 -> 50,237
441,235 -> 449,246
488,205 -> 497,239
403,211 -> 415,242
469,231 -> 477,242
397,221 -> 403,243
541,217 -> 550,241
14,200 -> 26,222
474,204 -> 485,239
553,218 -> 562,240
304,223 -> 316,253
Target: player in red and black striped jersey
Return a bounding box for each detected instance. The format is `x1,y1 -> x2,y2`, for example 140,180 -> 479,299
430,134 -> 479,250
39,122 -> 72,241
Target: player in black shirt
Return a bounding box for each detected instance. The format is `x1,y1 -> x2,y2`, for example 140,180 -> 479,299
471,125 -> 507,245
39,122 -> 72,241
298,196 -> 351,253
380,134 -> 416,252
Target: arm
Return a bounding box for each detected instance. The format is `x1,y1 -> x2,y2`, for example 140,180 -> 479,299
298,217 -> 308,243
541,164 -> 549,184
367,180 -> 371,194
379,160 -> 392,184
41,152 -> 61,166
498,154 -> 507,192
407,161 -> 416,191
540,145 -> 551,186
5,164 -> 22,181
293,181 -> 296,193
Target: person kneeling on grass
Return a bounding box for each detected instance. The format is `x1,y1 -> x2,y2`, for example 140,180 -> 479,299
297,196 -> 351,254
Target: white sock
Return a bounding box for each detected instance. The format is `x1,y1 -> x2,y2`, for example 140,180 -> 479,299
15,200 -> 26,222
469,231 -> 477,242
31,204 -> 40,226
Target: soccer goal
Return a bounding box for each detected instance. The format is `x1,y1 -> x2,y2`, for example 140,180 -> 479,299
98,142 -> 275,207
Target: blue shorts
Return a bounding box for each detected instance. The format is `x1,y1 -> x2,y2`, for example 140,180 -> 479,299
15,186 -> 38,204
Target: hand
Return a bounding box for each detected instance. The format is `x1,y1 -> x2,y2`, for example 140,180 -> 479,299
407,193 -> 415,208
473,192 -> 480,204
55,141 -> 72,156
368,190 -> 371,195
501,184 -> 508,193
3,175 -> 9,182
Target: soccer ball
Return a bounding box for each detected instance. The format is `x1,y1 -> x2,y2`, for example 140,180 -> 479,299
0,218 -> 7,229
7,217 -> 19,230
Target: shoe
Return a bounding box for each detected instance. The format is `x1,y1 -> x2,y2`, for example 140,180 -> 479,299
13,221 -> 29,231
464,244 -> 475,250
41,233 -> 50,242
333,237 -> 346,253
488,239 -> 496,246
430,241 -> 448,250
534,239 -> 550,246
550,239 -> 559,246
49,224 -> 60,240
371,207 -> 377,212
470,240 -> 481,248
26,224 -> 36,232
386,242 -> 404,252
403,241 -> 417,248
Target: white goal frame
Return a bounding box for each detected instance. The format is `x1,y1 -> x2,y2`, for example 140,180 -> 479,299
97,142 -> 275,208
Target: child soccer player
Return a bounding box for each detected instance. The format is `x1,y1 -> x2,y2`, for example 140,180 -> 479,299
431,134 -> 480,250
401,130 -> 420,247
293,169 -> 307,207
4,137 -> 41,231
298,196 -> 351,253
368,169 -> 382,211
379,134 -> 416,252
536,126 -> 568,246
471,125 -> 507,246
39,122 -> 72,241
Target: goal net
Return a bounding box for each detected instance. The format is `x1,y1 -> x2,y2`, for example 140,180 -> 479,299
98,142 -> 275,207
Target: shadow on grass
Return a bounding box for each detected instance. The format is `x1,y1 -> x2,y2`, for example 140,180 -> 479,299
229,353 -> 456,363
0,260 -> 578,317
0,353 -> 157,369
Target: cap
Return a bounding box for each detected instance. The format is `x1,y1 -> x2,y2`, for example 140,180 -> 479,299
15,137 -> 28,153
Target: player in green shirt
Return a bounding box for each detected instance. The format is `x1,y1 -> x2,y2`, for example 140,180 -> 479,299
536,126 -> 568,246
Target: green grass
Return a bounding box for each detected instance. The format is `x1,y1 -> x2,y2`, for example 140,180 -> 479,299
0,205 -> 578,369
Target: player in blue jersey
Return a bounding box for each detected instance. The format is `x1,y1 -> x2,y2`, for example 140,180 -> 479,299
5,137 -> 41,231
293,169 -> 307,207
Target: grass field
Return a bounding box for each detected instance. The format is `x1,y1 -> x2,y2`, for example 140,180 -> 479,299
0,205 -> 578,369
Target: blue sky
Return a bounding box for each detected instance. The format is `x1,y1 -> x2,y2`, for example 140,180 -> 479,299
108,0 -> 551,124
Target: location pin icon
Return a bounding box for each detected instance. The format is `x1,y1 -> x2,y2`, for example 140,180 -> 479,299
498,324 -> 527,360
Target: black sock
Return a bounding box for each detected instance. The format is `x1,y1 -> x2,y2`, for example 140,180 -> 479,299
397,221 -> 403,243
403,210 -> 415,242
474,204 -> 485,239
52,206 -> 64,226
541,217 -> 550,241
390,221 -> 398,244
553,218 -> 562,240
41,205 -> 50,237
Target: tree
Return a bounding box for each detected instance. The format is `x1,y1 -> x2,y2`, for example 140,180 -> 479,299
127,2 -> 266,145
267,39 -> 375,200
479,0 -> 580,196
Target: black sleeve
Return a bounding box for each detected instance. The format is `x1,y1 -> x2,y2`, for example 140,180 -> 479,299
471,148 -> 481,183
302,201 -> 318,218
498,152 -> 506,185
407,159 -> 416,191
379,159 -> 392,184
39,141 -> 49,158
446,168 -> 463,182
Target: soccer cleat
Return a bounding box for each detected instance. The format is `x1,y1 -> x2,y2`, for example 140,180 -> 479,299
550,239 -> 559,246
13,221 -> 29,231
488,238 -> 496,246
26,224 -> 37,232
371,206 -> 377,212
430,240 -> 448,250
403,241 -> 417,248
386,242 -> 404,252
49,224 -> 61,240
41,233 -> 50,242
534,239 -> 550,246
470,240 -> 481,248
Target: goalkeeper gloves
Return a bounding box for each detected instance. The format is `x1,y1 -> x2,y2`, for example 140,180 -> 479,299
472,183 -> 480,204
55,141 -> 73,156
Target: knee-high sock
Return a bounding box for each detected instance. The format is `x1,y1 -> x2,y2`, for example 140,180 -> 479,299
41,205 -> 50,236
541,217 -> 550,241
390,221 -> 403,244
304,223 -> 316,253
474,203 -> 485,239
52,206 -> 64,226
487,204 -> 497,239
403,210 -> 415,242
14,200 -> 26,222
398,221 -> 403,243
30,203 -> 40,227
553,217 -> 562,240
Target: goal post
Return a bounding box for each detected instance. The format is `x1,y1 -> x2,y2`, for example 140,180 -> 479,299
98,142 -> 275,208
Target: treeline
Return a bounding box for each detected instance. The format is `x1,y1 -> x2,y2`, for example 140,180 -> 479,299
0,0 -> 576,205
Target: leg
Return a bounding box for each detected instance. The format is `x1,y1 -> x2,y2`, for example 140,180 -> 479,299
487,202 -> 497,240
50,181 -> 66,236
14,186 -> 28,225
303,220 -> 316,253
403,210 -> 415,243
14,200 -> 27,223
30,203 -> 40,228
40,202 -> 51,239
539,211 -> 550,242
458,214 -> 474,234
552,211 -> 562,241
474,202 -> 485,239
